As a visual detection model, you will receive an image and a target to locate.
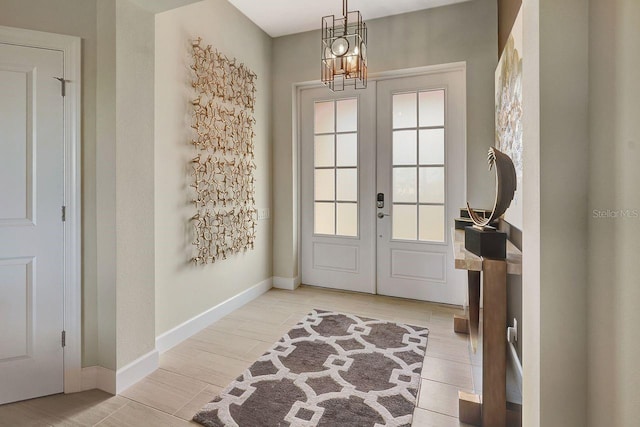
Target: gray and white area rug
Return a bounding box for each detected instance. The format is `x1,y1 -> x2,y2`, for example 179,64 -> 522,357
193,309 -> 429,427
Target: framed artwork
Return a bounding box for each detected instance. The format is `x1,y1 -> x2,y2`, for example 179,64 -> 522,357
495,6 -> 523,229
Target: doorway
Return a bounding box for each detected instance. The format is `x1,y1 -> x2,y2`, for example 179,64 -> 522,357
300,66 -> 466,305
0,26 -> 82,404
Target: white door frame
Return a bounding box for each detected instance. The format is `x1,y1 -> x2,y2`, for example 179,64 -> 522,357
294,62 -> 467,294
0,25 -> 82,393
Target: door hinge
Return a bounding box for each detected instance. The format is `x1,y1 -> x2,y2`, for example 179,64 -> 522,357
54,77 -> 66,97
61,330 -> 66,347
62,206 -> 66,222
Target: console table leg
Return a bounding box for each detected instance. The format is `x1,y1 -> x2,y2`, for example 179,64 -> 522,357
467,270 -> 480,349
482,259 -> 507,427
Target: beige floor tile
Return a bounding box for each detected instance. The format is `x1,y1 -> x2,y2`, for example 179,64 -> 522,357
204,317 -> 242,334
417,379 -> 472,417
171,335 -> 264,364
240,339 -> 275,362
425,336 -> 471,364
96,401 -> 190,426
229,319 -> 295,343
426,326 -> 470,346
189,329 -> 265,360
394,314 -> 431,328
173,385 -> 223,421
225,304 -> 293,325
120,369 -> 208,415
160,346 -> 250,388
0,390 -> 129,427
0,399 -> 65,427
3,286 -> 471,426
247,298 -> 314,316
412,407 -> 473,427
44,391 -> 129,426
420,356 -> 473,390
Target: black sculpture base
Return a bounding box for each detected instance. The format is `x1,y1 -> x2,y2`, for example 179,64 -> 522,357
464,226 -> 507,260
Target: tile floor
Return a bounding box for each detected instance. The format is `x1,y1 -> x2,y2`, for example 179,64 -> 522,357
0,285 -> 473,426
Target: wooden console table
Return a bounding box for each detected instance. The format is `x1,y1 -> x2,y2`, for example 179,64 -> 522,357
452,228 -> 522,427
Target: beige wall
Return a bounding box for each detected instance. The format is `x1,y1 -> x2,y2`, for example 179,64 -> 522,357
95,0 -> 118,371
588,0 -> 640,425
521,2 -> 540,423
522,0 -> 590,425
271,0 -> 498,279
1,0 -> 158,371
114,0 -> 157,369
154,0 -> 273,336
96,0 -> 157,372
0,0 -> 100,367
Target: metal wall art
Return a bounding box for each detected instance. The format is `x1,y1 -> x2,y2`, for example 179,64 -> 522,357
192,37 -> 257,112
190,37 -> 257,265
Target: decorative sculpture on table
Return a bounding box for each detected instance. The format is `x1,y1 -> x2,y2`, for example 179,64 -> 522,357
190,37 -> 257,265
464,147 -> 517,259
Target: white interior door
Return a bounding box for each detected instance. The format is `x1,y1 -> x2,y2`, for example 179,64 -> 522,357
376,71 -> 466,305
300,85 -> 376,293
0,42 -> 65,404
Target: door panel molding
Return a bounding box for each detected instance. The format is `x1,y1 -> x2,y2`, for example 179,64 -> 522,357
0,257 -> 35,362
0,25 -> 82,394
390,249 -> 446,282
312,242 -> 360,273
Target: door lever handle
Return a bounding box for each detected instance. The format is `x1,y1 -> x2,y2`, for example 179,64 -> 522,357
377,212 -> 390,219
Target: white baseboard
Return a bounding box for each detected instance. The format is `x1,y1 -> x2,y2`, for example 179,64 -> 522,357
155,277 -> 273,354
115,349 -> 159,394
508,340 -> 523,388
81,366 -> 116,394
81,277 -> 274,395
82,350 -> 159,395
273,276 -> 300,291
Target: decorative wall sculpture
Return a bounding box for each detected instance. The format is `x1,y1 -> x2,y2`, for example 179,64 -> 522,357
495,7 -> 523,228
190,37 -> 257,265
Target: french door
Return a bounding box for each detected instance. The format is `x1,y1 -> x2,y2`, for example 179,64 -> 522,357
301,68 -> 466,305
300,86 -> 376,293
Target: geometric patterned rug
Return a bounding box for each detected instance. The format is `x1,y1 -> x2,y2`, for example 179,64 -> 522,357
193,309 -> 429,426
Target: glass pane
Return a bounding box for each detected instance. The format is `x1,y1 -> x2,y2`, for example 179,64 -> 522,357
419,129 -> 445,165
393,130 -> 417,166
419,205 -> 445,242
419,167 -> 445,204
336,203 -> 357,236
315,101 -> 334,134
419,90 -> 445,127
393,205 -> 417,240
315,169 -> 335,200
315,202 -> 335,234
315,135 -> 335,167
393,92 -> 417,129
336,98 -> 357,132
336,133 -> 357,167
336,169 -> 357,201
393,168 -> 417,203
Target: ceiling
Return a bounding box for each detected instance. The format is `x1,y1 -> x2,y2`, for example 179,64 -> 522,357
227,0 -> 472,38
129,0 -> 203,13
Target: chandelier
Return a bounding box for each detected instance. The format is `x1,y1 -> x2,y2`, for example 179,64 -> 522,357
321,0 -> 368,91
